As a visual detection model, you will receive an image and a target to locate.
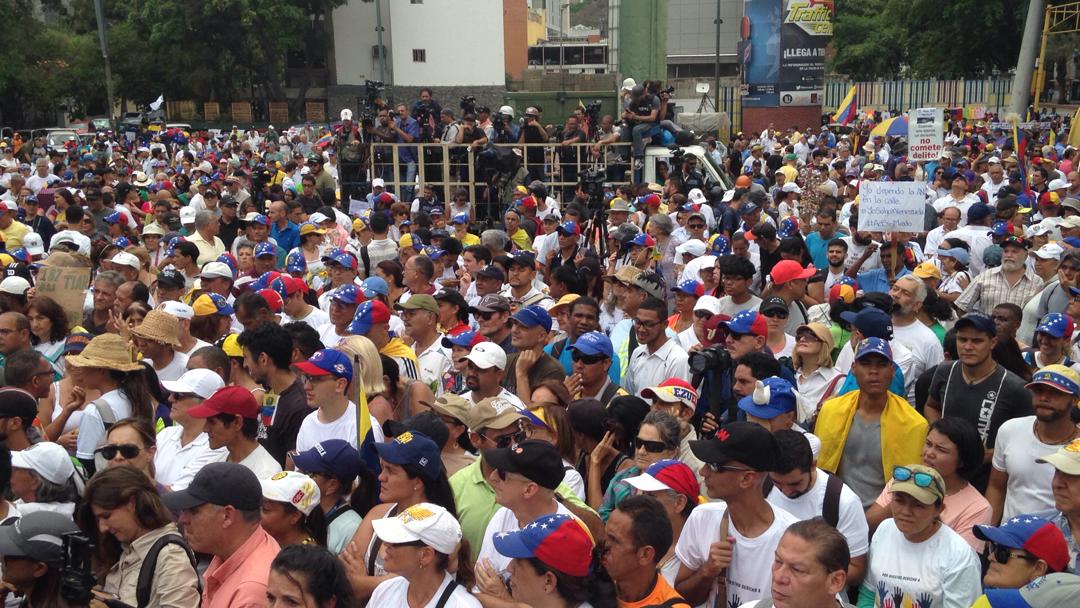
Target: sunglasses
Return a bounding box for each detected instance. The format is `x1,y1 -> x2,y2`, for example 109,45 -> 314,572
477,311 -> 499,321
97,443 -> 142,460
632,437 -> 669,453
892,466 -> 943,494
694,310 -> 714,320
706,463 -> 753,473
483,429 -> 527,449
990,543 -> 1036,565
571,352 -> 606,365
688,223 -> 706,229
763,310 -> 789,319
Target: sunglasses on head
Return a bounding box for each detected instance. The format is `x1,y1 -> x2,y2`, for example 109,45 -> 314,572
632,437 -> 668,453
97,443 -> 142,460
571,351 -> 606,365
892,466 -> 942,494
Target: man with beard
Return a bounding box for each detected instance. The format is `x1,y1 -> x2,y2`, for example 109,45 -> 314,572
888,276 -> 944,401
461,342 -> 524,408
987,365 -> 1080,525
237,323 -> 308,467
924,313 -> 1032,491
839,215 -> 880,272
955,236 -> 1045,315
809,238 -> 849,303
847,239 -> 910,295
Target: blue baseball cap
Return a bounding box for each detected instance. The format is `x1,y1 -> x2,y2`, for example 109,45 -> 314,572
510,305 -> 553,332
709,235 -> 731,255
192,293 -> 234,317
441,329 -> 485,349
361,276 -> 389,298
1036,312 -> 1073,339
103,211 -> 124,224
113,237 -> 131,249
322,249 -> 358,270
254,242 -> 276,258
937,247 -> 971,266
853,337 -> 893,362
330,284 -> 365,305
451,213 -> 470,225
990,220 -> 1011,237
673,280 -> 705,297
1064,237 -> 1080,249
569,331 -> 614,358
556,221 -> 581,236
839,307 -> 893,340
723,309 -> 768,337
348,300 -> 391,335
492,513 -> 594,577
373,430 -> 442,481
955,312 -> 997,336
293,439 -> 365,482
8,248 -> 28,263
1027,364 -> 1080,396
629,233 -> 656,248
974,516 -> 1070,573
778,217 -> 799,239
250,271 -> 280,293
738,377 -> 797,419
216,253 -> 238,276
246,213 -> 269,226
285,251 -> 307,274
509,251 -> 536,268
294,348 -> 354,380
422,245 -> 446,260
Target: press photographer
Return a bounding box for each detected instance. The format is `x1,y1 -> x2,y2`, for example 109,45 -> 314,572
0,511 -> 85,607
517,106 -> 549,182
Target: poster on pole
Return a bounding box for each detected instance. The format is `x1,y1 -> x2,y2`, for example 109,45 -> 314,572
857,182 -> 927,233
908,107 -> 944,161
35,265 -> 92,329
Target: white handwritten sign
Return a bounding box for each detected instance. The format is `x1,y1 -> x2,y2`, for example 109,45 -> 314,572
908,108 -> 944,162
857,181 -> 927,233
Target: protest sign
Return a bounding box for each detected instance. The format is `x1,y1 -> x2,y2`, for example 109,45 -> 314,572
35,265 -> 92,328
857,182 -> 926,233
908,107 -> 944,161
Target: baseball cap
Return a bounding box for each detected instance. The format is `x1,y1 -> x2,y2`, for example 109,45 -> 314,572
468,396 -> 527,432
254,242 -> 276,259
1035,243 -> 1066,260
890,464 -> 945,505
441,328 -> 487,350
110,251 -> 140,270
192,293 -> 234,317
451,213 -> 470,225
631,271 -> 666,300
709,234 -> 732,255
361,276 -> 390,298
243,212 -> 270,226
186,385 -> 259,419
689,421 -> 780,471
0,276 -> 30,296
840,307 -> 893,340
1026,364 -> 1080,396
160,369 -> 226,399
738,377 -> 797,420
429,394 -> 472,426
974,516 -> 1070,572
476,265 -> 506,283
286,251 -> 307,274
854,337 -> 893,362
641,378 -> 698,411
399,233 -> 423,251
0,511 -> 82,566
510,305 -> 553,332
322,249 -> 358,270
292,439 -> 365,482
770,260 -> 815,284
483,440 -> 564,490
258,289 -> 284,313
547,293 -> 580,315
179,207 -> 197,225
10,442 -> 77,486
509,250 -> 536,269
694,295 -> 721,316
609,265 -> 643,286
294,348 -> 353,380
348,300 -> 391,334
1036,313 -> 1073,339
330,284 -> 365,305
556,221 -> 580,236
913,261 -> 942,280
470,294 -> 511,314
22,233 -> 44,257
103,211 -> 124,225
760,296 -> 788,315
629,233 -> 656,248
723,309 -> 768,337
954,312 -> 997,336
493,514 -> 594,577
624,459 -> 703,504
990,220 -> 1011,237
374,430 -> 443,481
675,239 -> 707,259
162,462 -> 262,511
156,270 -> 188,292
270,276 -> 307,300
260,471 -> 321,516
980,573 -> 1080,607
395,294 -> 439,315
968,203 -> 993,223
199,261 -> 234,280
828,282 -> 857,305
673,279 -> 705,297
1001,235 -> 1029,250
0,388 -> 37,421
936,247 -> 971,266
569,331 -> 613,358
371,502 -> 462,555
465,342 -> 507,370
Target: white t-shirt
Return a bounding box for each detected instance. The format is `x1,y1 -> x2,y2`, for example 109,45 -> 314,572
153,427 -> 227,490
147,351 -> 190,384
369,572 -> 481,608
675,501 -> 799,608
76,389 -> 133,459
294,401 -> 384,454
283,306 -> 330,332
415,339 -> 453,397
238,444 -> 283,480
475,502 -> 573,580
862,519 -> 981,608
765,469 -> 869,557
176,340 -> 212,360
461,388 -> 526,410
317,323 -> 350,348
890,319 -> 944,401
992,415 -> 1060,521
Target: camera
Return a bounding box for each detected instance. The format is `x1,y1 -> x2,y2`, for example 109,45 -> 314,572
579,167 -> 606,202
60,532 -> 96,604
688,345 -> 732,375
460,95 -> 477,115
359,79 -> 386,127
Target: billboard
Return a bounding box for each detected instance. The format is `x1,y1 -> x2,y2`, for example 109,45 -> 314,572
741,0 -> 833,108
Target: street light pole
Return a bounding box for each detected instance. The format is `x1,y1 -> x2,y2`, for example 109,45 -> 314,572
1010,0 -> 1046,117
714,0 -> 721,112
375,0 -> 386,83
93,0 -> 115,121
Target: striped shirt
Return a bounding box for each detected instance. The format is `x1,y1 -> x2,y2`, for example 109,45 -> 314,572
955,266 -> 1045,315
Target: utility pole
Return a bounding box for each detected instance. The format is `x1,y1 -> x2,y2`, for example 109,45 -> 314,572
714,0 -> 722,111
1010,0 -> 1046,117
93,0 -> 115,121
375,0 -> 386,83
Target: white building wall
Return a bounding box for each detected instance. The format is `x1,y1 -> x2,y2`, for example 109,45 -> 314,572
332,0 -> 381,86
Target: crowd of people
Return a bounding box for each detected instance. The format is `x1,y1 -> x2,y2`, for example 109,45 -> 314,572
0,87 -> 1078,608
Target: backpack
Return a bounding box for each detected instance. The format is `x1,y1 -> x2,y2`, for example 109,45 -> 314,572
136,534 -> 201,608
761,471 -> 844,528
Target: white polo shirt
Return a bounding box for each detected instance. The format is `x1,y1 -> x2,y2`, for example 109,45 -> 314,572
153,427 -> 227,490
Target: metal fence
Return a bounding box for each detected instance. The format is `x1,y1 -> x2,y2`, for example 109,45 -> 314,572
822,78 -> 1015,114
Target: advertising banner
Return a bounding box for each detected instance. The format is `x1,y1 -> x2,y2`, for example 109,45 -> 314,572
779,0 -> 833,106
740,0 -> 783,108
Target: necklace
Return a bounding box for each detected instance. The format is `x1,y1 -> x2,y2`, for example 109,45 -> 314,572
961,363 -> 998,386
1034,421 -> 1080,446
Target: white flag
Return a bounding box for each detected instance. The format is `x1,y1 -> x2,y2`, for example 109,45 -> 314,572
149,94 -> 164,111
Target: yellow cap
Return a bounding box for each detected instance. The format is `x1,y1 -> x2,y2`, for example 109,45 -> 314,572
399,233 -> 422,250
549,293 -> 581,313
221,333 -> 243,358
913,262 -> 942,280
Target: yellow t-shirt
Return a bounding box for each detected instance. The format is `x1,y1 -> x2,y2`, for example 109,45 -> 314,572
454,232 -> 481,247
0,220 -> 30,249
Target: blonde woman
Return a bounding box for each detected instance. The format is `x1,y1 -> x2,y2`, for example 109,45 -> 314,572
337,335 -> 433,425
791,323 -> 842,424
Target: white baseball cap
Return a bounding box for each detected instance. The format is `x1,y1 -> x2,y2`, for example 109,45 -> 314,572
50,230 -> 92,256
309,212 -> 330,224
1034,243 -> 1066,261
372,178 -> 385,189
1049,178 -> 1069,191
371,502 -> 462,555
110,251 -> 141,270
142,224 -> 165,236
988,156 -> 1002,165
179,207 -> 197,225
781,182 -> 802,194
159,301 -> 194,320
21,233 -> 44,257
675,239 -> 707,258
1027,224 -> 1054,238
199,261 -> 234,280
161,369 -> 225,399
465,342 -> 507,370
11,443 -> 77,486
621,77 -> 637,91
260,471 -> 321,516
0,276 -> 30,296
687,188 -> 707,206
693,295 -> 722,315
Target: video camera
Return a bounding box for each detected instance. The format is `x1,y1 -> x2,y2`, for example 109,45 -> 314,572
460,95 -> 477,115
59,532 -> 96,604
359,79 -> 386,127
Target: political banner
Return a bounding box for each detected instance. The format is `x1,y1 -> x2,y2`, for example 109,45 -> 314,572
35,265 -> 92,329
857,182 -> 927,233
740,0 -> 782,108
908,107 -> 944,162
779,0 -> 832,106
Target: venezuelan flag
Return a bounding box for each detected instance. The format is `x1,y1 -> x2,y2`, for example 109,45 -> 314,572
315,132 -> 333,149
833,85 -> 858,125
1012,118 -> 1034,200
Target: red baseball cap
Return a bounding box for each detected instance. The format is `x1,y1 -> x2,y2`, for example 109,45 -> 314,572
187,386 -> 259,419
770,260 -> 816,285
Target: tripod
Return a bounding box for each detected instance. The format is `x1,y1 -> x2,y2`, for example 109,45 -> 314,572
696,92 -> 716,113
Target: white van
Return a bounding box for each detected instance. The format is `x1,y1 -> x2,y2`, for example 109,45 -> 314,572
642,144 -> 733,190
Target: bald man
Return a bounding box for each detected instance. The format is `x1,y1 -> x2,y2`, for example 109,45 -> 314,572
269,200 -> 300,252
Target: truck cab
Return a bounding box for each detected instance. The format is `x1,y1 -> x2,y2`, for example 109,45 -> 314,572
642,144 -> 733,191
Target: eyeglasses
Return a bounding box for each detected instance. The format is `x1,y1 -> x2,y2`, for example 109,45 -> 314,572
301,374 -> 336,385
97,443 -> 142,460
694,310 -> 714,320
762,310 -> 789,319
892,466 -> 944,495
482,428 -> 527,449
706,463 -> 753,473
634,317 -> 663,329
571,352 -> 606,365
990,543 -> 1036,565
688,223 -> 706,229
632,437 -> 669,453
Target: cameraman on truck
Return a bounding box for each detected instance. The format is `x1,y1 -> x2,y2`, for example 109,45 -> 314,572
557,115 -> 588,201
620,85 -> 660,174
333,109 -> 364,202
394,103 -> 421,202
491,106 -> 520,144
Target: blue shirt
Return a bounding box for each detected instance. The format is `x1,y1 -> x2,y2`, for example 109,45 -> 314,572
805,231 -> 832,269
544,338 -> 622,385
856,266 -> 911,294
397,117 -> 421,163
272,221 -> 300,253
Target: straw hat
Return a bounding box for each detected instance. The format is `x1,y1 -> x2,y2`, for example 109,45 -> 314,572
64,334 -> 141,372
129,310 -> 182,348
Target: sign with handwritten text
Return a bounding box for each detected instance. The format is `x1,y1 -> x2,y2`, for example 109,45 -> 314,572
857,182 -> 926,233
35,265 -> 92,328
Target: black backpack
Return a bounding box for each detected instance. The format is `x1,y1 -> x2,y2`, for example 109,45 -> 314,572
136,534 -> 201,608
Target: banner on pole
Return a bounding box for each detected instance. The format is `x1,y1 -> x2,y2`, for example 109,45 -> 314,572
857,182 -> 927,233
908,107 -> 944,162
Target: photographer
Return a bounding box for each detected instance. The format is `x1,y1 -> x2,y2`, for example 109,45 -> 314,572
620,85 -> 660,172
557,115 -> 587,201
393,104 -> 420,202
518,107 -> 549,183
333,109 -> 365,202
409,88 -> 442,123
0,511 -> 85,607
491,106 -> 519,144
453,113 -> 488,186
592,115 -> 628,183
367,109 -> 398,187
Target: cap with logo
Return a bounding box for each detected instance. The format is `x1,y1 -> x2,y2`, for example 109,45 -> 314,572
294,348 -> 353,380
260,471 -> 321,515
186,385 -> 260,419
631,271 -> 666,300
770,260 -> 816,284
688,421 -> 780,471
673,279 -> 705,297
641,378 -> 698,411
854,337 -> 893,362
330,284 -> 365,305
371,502 -> 462,555
470,294 -> 511,314
624,459 -> 704,505
738,377 -> 797,420
483,439 -> 564,490
292,439 -> 365,482
465,342 -> 507,370
840,307 -> 893,340
192,293 -> 234,317
162,461 -> 262,511
1036,313 -> 1073,339
394,294 -> 438,315
0,511 -> 82,566
509,251 -> 537,269
374,430 -> 442,481
760,296 -> 788,315
510,305 -> 553,332
286,251 -> 307,274
979,573 -> 1080,607
569,331 -> 613,359
1027,364 -> 1080,396
974,516 -> 1069,573
468,396 -> 526,431
723,309 -> 768,337
441,328 -> 487,350
348,300 -> 391,334
493,514 -> 594,577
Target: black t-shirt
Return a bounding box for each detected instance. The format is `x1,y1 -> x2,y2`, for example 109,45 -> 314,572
522,122 -> 548,164
218,216 -> 240,250
259,377 -> 310,467
559,128 -> 587,164
627,95 -> 660,121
